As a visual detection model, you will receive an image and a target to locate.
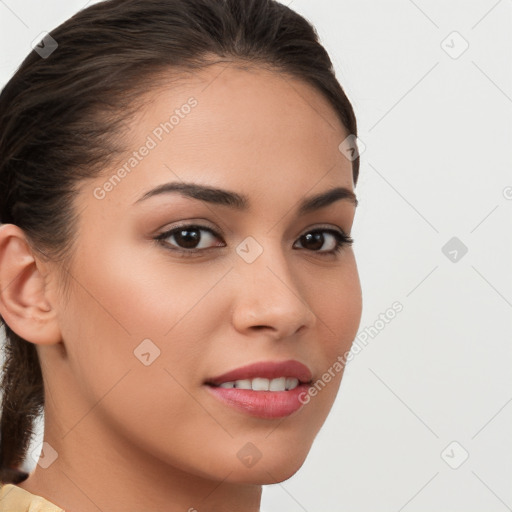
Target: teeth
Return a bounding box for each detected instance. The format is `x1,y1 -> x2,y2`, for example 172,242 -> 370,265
269,377 -> 286,391
217,377 -> 300,391
252,377 -> 269,391
285,377 -> 299,390
235,379 -> 252,390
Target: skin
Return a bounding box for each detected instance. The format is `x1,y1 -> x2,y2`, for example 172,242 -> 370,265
0,62 -> 362,512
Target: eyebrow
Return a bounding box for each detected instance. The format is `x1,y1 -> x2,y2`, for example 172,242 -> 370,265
134,181 -> 358,213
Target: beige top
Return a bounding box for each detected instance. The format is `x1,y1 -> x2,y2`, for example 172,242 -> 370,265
0,484 -> 64,512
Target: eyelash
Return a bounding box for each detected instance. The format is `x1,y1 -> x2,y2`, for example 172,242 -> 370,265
154,223 -> 354,258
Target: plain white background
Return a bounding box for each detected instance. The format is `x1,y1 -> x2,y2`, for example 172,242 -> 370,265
1,1 -> 511,510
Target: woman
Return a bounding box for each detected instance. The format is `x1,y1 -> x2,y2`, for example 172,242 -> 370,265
0,0 -> 362,510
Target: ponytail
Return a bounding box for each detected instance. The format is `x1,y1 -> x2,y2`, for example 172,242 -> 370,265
0,326 -> 44,484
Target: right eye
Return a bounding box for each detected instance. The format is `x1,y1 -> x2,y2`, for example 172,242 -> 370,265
154,224 -> 226,254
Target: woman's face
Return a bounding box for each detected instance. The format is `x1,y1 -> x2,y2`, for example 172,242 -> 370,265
43,63 -> 362,484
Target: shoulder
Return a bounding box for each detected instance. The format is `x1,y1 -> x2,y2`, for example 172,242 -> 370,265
0,483 -> 65,512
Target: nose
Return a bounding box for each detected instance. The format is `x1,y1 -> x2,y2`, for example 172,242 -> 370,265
230,242 -> 317,340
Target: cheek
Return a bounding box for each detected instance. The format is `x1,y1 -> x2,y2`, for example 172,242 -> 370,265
311,255 -> 363,352
57,251 -> 229,462
61,245 -> 233,395
70,236 -> 228,339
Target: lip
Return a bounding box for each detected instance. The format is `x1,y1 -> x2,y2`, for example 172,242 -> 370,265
205,359 -> 313,386
205,383 -> 311,419
204,359 -> 313,419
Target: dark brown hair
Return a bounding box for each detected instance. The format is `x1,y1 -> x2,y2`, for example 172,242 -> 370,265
0,0 -> 359,484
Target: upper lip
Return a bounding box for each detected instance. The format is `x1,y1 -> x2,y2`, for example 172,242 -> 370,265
205,359 -> 313,386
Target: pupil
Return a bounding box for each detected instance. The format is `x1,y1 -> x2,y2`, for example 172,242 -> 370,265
176,229 -> 200,248
302,232 -> 323,250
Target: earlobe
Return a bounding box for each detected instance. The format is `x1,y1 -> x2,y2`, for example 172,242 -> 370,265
0,223 -> 62,345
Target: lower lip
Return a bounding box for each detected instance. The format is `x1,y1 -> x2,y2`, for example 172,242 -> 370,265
204,383 -> 311,419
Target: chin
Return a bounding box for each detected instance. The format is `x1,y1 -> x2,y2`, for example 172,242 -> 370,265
223,448 -> 310,485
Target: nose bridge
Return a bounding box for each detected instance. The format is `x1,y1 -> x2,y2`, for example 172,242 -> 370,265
231,234 -> 316,335
236,234 -> 295,294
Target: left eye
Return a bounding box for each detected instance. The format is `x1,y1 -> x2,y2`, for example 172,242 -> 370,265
293,229 -> 349,253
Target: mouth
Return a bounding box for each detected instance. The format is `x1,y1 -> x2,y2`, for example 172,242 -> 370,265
203,359 -> 313,419
207,376 -> 306,391
204,359 -> 313,388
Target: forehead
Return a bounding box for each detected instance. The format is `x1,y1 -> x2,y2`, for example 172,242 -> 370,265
81,62 -> 354,213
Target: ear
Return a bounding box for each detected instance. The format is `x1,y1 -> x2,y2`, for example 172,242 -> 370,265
0,223 -> 61,345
